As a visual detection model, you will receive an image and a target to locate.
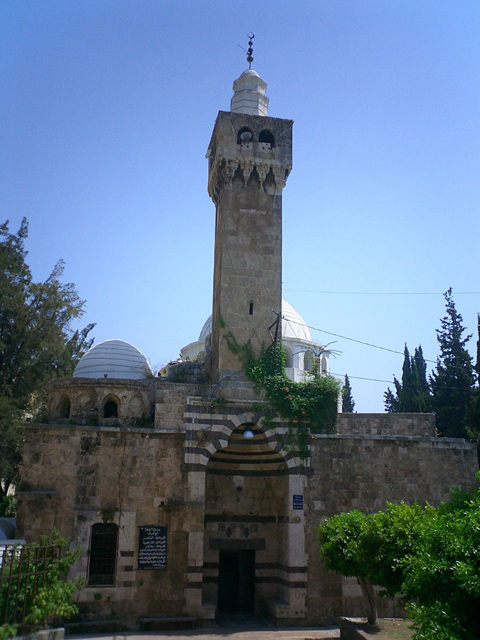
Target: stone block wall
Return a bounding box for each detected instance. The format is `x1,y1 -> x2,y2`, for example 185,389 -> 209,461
336,412 -> 436,437
48,378 -> 156,427
18,385 -> 479,626
17,424 -> 191,624
303,433 -> 478,624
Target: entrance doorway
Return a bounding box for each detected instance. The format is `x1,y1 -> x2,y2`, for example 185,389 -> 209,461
218,550 -> 255,613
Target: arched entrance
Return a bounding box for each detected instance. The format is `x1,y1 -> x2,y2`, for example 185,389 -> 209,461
182,402 -> 307,623
203,422 -> 288,618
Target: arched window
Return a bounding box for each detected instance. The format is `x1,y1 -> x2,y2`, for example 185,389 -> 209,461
58,396 -> 70,419
304,351 -> 314,373
237,127 -> 253,145
283,345 -> 293,368
103,397 -> 118,418
321,356 -> 328,374
259,129 -> 275,147
88,523 -> 118,586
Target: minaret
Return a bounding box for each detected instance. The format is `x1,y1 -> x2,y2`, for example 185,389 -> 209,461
207,55 -> 293,381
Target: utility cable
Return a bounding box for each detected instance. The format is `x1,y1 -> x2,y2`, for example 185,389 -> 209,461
283,289 -> 480,296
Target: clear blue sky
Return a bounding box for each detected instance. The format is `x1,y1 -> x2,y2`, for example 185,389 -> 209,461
2,0 -> 480,412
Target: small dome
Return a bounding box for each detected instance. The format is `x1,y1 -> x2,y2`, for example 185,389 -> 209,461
239,69 -> 261,78
198,300 -> 312,343
198,316 -> 212,342
281,300 -> 312,342
73,339 -> 153,380
231,68 -> 268,116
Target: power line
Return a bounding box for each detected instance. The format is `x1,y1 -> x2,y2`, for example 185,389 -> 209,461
284,289 -> 480,296
285,317 -> 476,374
330,371 -> 392,384
289,319 -> 409,358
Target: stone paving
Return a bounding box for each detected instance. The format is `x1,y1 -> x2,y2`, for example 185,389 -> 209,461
70,628 -> 340,640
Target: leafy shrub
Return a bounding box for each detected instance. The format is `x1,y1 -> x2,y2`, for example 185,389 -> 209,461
0,530 -> 84,631
317,475 -> 480,639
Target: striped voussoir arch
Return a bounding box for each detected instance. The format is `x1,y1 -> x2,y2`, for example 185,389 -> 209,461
184,397 -> 310,475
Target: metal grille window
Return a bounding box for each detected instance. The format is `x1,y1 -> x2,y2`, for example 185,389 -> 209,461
88,523 -> 118,586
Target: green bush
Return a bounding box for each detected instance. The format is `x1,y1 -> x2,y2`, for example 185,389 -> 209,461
0,496 -> 17,517
226,338 -> 339,457
0,530 -> 84,632
317,475 -> 480,639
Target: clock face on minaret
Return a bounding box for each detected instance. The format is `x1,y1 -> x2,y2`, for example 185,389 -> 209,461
206,104 -> 293,381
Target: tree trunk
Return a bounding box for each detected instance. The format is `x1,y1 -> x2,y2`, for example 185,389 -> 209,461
358,576 -> 377,624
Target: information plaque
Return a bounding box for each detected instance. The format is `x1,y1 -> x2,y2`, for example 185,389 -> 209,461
293,494 -> 304,510
138,525 -> 167,570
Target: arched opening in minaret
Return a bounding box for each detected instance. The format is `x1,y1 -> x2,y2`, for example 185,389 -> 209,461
203,422 -> 290,618
259,129 -> 275,148
237,127 -> 253,145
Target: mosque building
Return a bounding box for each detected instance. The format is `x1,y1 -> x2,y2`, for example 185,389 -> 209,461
17,58 -> 477,629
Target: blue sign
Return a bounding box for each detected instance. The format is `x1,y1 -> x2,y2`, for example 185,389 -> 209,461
293,495 -> 303,510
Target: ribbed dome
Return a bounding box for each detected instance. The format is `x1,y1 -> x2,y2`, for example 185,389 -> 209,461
73,339 -> 153,379
198,300 -> 312,343
198,316 -> 212,342
281,300 -> 312,341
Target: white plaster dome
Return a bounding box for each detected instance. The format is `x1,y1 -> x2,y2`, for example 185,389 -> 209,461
197,300 -> 312,343
281,300 -> 312,341
73,339 -> 153,379
198,316 -> 212,342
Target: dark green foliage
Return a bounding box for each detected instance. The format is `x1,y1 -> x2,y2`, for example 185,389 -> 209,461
317,476 -> 480,640
225,335 -> 339,458
342,374 -> 355,412
385,345 -> 431,413
0,494 -> 17,517
0,530 -> 83,634
430,289 -> 475,438
0,219 -> 94,495
467,314 -> 480,441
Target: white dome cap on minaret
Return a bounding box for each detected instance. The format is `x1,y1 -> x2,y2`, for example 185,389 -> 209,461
230,69 -> 269,116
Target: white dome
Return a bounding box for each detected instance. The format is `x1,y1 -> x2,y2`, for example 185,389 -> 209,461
231,68 -> 268,116
198,316 -> 212,342
239,69 -> 261,78
281,300 -> 312,341
73,339 -> 153,380
198,300 -> 312,343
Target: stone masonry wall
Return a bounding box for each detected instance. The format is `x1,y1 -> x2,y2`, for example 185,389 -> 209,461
336,412 -> 435,437
303,433 -> 478,624
48,378 -> 156,426
17,424 -> 191,624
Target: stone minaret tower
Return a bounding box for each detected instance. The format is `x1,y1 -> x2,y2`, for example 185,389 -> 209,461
207,68 -> 293,381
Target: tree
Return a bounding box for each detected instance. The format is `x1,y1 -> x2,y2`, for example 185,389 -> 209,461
0,219 -> 94,496
467,314 -> 480,441
317,478 -> 480,639
342,374 -> 355,412
317,502 -> 427,625
430,288 -> 475,438
385,345 -> 431,413
316,509 -> 377,623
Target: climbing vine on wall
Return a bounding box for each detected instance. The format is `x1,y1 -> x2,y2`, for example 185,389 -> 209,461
225,333 -> 339,458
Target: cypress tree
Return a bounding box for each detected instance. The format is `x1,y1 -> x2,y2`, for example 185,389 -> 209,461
430,289 -> 475,438
467,314 -> 480,440
385,345 -> 431,413
342,374 -> 355,413
411,346 -> 431,412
